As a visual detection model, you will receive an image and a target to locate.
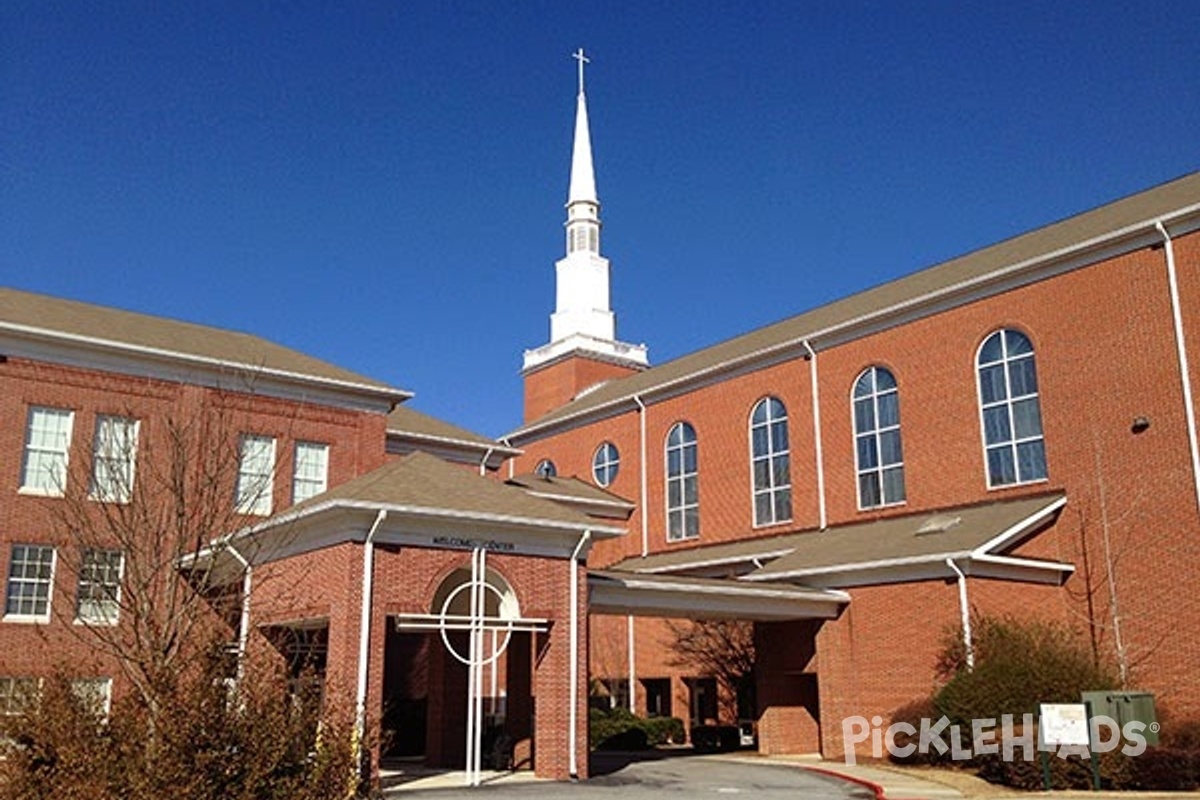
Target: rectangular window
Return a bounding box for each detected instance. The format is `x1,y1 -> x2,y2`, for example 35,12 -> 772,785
0,677 -> 39,715
292,441 -> 329,504
91,415 -> 139,503
21,407 -> 74,496
236,434 -> 276,516
76,549 -> 123,625
5,545 -> 55,621
71,677 -> 113,718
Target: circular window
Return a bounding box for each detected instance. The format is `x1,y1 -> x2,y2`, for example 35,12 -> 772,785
592,442 -> 620,487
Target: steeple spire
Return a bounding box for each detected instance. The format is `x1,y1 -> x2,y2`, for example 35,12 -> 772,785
522,50 -> 648,380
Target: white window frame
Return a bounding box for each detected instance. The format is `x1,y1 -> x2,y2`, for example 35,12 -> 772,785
976,329 -> 1049,489
76,548 -> 123,626
236,434 -> 276,516
592,441 -> 620,488
749,397 -> 792,527
292,441 -> 329,504
4,544 -> 56,623
665,422 -> 699,542
20,406 -> 74,497
90,415 -> 139,503
852,366 -> 906,510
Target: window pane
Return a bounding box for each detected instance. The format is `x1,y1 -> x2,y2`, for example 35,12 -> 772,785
882,466 -> 906,504
854,398 -> 875,434
684,506 -> 699,538
683,475 -> 698,505
879,429 -> 903,465
752,459 -> 769,491
874,368 -> 897,391
853,371 -> 874,398
774,489 -> 792,522
1005,329 -> 1033,356
755,494 -> 771,525
859,473 -> 881,508
682,445 -> 697,474
668,511 -> 682,540
771,420 -> 788,451
668,480 -> 681,508
772,454 -> 790,487
751,426 -> 769,457
1017,440 -> 1047,481
978,364 -> 1007,404
1008,357 -> 1038,397
979,332 -> 1003,363
751,401 -> 768,425
988,447 -> 1017,486
1012,398 -> 1043,439
876,392 -> 899,428
982,407 -> 1011,445
857,436 -> 878,469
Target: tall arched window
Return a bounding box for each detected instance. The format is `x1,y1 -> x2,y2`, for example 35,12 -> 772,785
977,329 -> 1047,487
750,397 -> 791,526
853,367 -> 905,508
665,422 -> 699,541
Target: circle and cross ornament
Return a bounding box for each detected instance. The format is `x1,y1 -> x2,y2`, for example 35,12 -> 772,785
437,577 -> 515,667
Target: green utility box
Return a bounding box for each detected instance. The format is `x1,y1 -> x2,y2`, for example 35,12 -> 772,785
1082,691 -> 1159,747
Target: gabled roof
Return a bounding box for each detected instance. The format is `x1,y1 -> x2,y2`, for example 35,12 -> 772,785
0,286 -> 409,403
510,171 -> 1200,438
610,493 -> 1071,588
506,473 -> 636,520
288,451 -> 615,530
386,405 -> 520,468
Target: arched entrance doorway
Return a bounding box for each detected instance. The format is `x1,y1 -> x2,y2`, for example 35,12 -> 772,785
384,550 -> 547,784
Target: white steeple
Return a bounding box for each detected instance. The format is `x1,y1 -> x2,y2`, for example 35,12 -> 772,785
523,50 -> 648,374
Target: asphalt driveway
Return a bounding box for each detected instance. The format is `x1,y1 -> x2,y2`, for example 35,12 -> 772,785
383,751 -> 873,799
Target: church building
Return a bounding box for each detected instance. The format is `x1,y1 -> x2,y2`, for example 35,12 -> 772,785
0,51 -> 1198,784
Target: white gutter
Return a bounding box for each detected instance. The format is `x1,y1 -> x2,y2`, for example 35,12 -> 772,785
355,509 -> 388,744
1157,221 -> 1200,515
509,205 -> 1200,442
568,530 -> 592,780
946,558 -> 975,670
226,545 -> 253,684
803,341 -> 828,530
634,395 -> 649,557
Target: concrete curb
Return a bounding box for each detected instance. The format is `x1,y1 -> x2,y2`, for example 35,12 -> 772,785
803,764 -> 891,800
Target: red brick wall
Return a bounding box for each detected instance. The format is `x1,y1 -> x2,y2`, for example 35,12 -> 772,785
523,355 -> 642,423
519,229 -> 1200,750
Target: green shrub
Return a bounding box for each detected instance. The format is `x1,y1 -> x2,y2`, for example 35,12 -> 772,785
588,707 -> 685,751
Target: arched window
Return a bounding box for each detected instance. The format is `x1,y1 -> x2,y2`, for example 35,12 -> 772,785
592,442 -> 620,487
853,367 -> 905,508
534,459 -> 557,478
977,329 -> 1047,487
665,422 -> 699,541
750,397 -> 791,526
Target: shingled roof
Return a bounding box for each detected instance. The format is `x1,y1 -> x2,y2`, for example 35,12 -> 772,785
0,286 -> 408,400
511,171 -> 1200,437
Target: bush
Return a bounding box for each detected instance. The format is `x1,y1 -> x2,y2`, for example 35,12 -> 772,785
0,657 -> 362,800
933,615 -> 1118,725
690,724 -> 741,753
588,707 -> 685,751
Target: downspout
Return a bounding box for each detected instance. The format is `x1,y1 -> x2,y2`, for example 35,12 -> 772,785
501,438 -> 515,479
634,395 -> 649,557
356,509 -> 388,743
226,545 -> 252,684
568,530 -> 592,780
627,615 -> 636,714
479,446 -> 494,477
802,340 -> 828,529
946,558 -> 974,670
1156,221 -> 1200,515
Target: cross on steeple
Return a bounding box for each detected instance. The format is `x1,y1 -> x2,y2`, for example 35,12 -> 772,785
572,48 -> 589,95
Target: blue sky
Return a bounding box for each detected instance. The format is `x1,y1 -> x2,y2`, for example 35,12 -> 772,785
2,2 -> 1197,437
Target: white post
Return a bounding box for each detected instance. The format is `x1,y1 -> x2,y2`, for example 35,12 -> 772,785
627,615 -> 636,714
568,531 -> 591,779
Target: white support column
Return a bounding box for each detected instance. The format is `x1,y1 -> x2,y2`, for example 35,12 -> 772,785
627,615 -> 637,714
